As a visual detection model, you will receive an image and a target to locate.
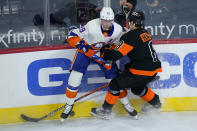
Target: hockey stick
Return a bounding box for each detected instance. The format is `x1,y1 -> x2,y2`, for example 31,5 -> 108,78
21,83 -> 109,122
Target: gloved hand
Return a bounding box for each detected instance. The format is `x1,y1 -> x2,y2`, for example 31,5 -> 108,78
100,44 -> 116,60
92,54 -> 105,63
76,40 -> 96,58
92,55 -> 112,70
103,60 -> 112,70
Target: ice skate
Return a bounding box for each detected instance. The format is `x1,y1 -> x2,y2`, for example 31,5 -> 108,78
122,103 -> 138,120
141,101 -> 161,113
60,104 -> 73,122
91,107 -> 112,120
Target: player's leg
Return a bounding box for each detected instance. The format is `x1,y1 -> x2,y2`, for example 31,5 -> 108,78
91,71 -> 137,119
91,78 -> 120,119
61,52 -> 90,121
115,71 -> 138,118
119,89 -> 138,118
92,62 -> 119,119
95,61 -> 120,115
130,74 -> 161,111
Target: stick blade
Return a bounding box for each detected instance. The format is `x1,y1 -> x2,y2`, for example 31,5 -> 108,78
20,114 -> 41,122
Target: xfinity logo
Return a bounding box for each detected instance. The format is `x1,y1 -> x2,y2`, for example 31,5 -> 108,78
0,29 -> 64,48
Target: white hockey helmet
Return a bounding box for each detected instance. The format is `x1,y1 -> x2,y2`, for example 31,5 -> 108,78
100,7 -> 114,21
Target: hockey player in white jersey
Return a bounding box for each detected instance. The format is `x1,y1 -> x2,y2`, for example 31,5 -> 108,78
61,7 -> 137,121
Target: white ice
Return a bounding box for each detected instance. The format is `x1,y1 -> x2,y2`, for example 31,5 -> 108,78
1,111 -> 197,131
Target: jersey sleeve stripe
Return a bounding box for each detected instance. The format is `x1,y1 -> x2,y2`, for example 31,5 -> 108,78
129,68 -> 162,76
117,42 -> 134,56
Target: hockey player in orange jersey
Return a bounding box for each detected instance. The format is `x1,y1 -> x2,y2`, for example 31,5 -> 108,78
91,10 -> 162,119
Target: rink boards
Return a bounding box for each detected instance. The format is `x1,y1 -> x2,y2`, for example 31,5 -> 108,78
0,43 -> 197,124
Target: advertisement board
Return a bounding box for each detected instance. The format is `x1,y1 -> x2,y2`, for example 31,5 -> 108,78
0,43 -> 197,124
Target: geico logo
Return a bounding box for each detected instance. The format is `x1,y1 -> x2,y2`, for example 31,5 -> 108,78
27,58 -> 108,96
183,52 -> 197,87
119,52 -> 197,89
27,58 -> 71,96
149,52 -> 197,89
27,52 -> 197,96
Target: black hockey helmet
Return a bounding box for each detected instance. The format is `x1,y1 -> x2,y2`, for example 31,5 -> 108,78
128,10 -> 145,27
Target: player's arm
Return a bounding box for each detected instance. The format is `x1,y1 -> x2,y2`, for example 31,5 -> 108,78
66,25 -> 87,48
102,40 -> 134,61
66,24 -> 97,58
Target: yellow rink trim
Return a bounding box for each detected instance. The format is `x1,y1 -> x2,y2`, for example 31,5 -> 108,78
162,97 -> 197,111
1,97 -> 197,124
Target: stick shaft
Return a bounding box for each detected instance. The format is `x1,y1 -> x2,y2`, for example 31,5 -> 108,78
21,83 -> 109,122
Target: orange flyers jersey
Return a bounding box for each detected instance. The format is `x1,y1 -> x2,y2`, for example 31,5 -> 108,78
102,28 -> 162,76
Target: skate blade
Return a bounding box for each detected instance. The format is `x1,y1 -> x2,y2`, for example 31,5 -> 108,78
127,113 -> 138,120
133,115 -> 138,120
141,106 -> 161,114
60,118 -> 66,122
90,111 -> 111,120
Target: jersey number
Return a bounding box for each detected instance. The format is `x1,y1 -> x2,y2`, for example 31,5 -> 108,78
79,25 -> 86,33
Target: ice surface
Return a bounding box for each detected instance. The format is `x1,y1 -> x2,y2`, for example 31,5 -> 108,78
1,111 -> 197,131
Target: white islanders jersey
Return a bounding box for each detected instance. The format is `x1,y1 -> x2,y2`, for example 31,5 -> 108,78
68,18 -> 122,49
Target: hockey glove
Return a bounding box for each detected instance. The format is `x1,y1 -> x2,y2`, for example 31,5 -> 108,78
92,55 -> 112,70
76,40 -> 96,58
92,54 -> 106,63
103,60 -> 112,70
100,44 -> 116,53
